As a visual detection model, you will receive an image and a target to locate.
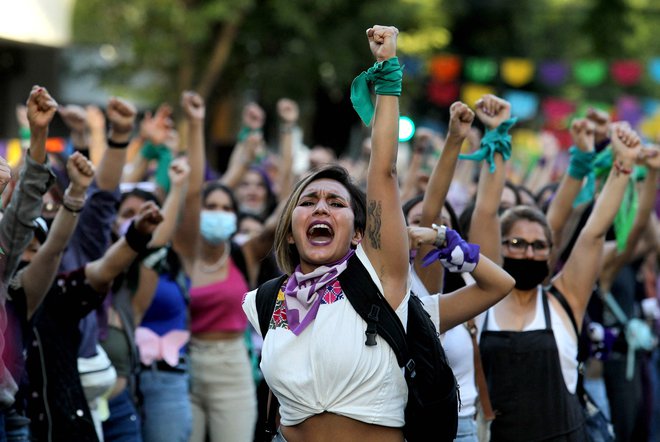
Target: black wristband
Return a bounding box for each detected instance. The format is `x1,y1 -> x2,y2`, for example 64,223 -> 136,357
124,221 -> 153,254
62,202 -> 83,214
108,138 -> 130,149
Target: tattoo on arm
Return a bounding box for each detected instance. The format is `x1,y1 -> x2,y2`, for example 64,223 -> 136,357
367,199 -> 382,249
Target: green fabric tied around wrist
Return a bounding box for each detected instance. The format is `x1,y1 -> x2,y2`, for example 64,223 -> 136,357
350,57 -> 403,126
140,142 -> 173,194
458,117 -> 517,173
237,126 -> 262,143
568,146 -> 596,208
567,146 -> 595,180
614,178 -> 638,252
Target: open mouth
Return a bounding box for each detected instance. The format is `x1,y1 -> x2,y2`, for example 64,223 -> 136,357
307,222 -> 334,246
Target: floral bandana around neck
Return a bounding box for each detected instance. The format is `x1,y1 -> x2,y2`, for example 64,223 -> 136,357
284,249 -> 355,335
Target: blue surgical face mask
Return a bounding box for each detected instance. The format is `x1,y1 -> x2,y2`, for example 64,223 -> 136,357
200,210 -> 237,245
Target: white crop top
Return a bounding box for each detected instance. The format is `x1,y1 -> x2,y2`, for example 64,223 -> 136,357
242,244 -> 410,427
478,287 -> 579,393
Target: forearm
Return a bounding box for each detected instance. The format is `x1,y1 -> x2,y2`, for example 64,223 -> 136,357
28,129 -> 48,164
85,238 -> 138,293
369,95 -> 399,179
97,146 -> 127,190
420,135 -> 463,227
187,120 -> 205,195
220,143 -> 250,189
150,183 -> 186,247
469,153 -> 505,261
546,174 -> 584,245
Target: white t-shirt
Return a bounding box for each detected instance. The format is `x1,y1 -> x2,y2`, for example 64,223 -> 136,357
242,244 -> 409,427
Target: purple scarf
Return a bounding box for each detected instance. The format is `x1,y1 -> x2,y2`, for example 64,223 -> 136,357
284,249 -> 355,335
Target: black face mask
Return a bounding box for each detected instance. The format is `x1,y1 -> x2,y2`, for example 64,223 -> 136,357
502,257 -> 549,291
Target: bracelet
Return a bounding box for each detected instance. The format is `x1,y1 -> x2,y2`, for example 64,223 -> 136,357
108,138 -> 130,149
124,221 -> 153,254
613,160 -> 632,176
431,223 -> 447,248
62,190 -> 86,213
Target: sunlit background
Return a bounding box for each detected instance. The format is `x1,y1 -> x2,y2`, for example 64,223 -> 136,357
2,0 -> 660,176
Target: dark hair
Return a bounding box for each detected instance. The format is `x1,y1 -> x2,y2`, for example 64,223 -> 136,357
202,181 -> 239,214
274,165 -> 366,274
535,182 -> 559,213
243,166 -> 278,217
503,180 -> 522,207
500,205 -> 553,246
117,188 -> 160,211
402,194 -> 462,237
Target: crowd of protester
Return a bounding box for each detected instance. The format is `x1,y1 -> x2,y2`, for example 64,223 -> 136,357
0,24 -> 658,442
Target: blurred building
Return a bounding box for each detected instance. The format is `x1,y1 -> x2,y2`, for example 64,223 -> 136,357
0,0 -> 75,139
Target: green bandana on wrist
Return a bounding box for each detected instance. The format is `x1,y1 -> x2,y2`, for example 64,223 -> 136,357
568,146 -> 597,208
458,117 -> 517,173
350,57 -> 403,126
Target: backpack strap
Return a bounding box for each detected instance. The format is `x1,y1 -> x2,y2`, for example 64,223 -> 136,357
337,255 -> 413,375
254,274 -> 287,440
255,274 -> 288,338
545,284 -> 579,337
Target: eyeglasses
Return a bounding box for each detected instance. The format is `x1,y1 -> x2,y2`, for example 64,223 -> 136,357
502,238 -> 551,258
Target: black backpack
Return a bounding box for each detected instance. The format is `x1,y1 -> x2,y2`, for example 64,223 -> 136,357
255,254 -> 459,441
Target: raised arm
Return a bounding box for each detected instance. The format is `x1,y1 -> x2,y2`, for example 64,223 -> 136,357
220,102 -> 265,189
95,97 -> 137,191
468,95 -> 513,263
546,118 -> 595,260
600,145 -> 660,290
147,156 -> 190,248
553,123 -> 643,325
59,104 -> 89,159
414,102 -> 474,294
275,98 -> 298,199
361,25 -> 409,308
22,152 -> 95,318
85,201 -> 163,294
0,86 -> 57,282
172,91 -> 205,265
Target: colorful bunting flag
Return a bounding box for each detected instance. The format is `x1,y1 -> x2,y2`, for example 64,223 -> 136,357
461,83 -> 496,108
616,96 -> 643,128
648,58 -> 660,84
427,80 -> 460,107
611,60 -> 643,86
429,55 -> 462,83
501,58 -> 535,87
542,97 -> 575,123
573,60 -> 607,86
464,57 -> 498,83
538,61 -> 569,87
503,90 -> 539,121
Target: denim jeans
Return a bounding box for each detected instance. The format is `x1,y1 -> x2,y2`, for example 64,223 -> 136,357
454,415 -> 478,442
139,367 -> 192,442
102,389 -> 142,442
4,407 -> 29,442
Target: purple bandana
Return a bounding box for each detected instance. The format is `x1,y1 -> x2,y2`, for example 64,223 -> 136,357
284,249 -> 355,335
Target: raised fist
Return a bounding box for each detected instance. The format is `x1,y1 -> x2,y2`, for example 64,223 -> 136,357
168,156 -> 190,186
59,105 -> 88,134
140,103 -> 174,144
66,151 -> 96,190
86,105 -> 106,132
447,101 -> 475,140
134,201 -> 164,235
106,97 -> 137,134
475,95 -> 511,131
610,122 -> 642,165
26,86 -> 58,132
277,98 -> 299,125
569,118 -> 595,152
181,91 -> 205,123
242,102 -> 265,130
367,25 -> 399,62
586,107 -> 611,145
0,156 -> 11,188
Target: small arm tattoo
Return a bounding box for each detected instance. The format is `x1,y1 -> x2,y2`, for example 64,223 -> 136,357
367,199 -> 382,249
